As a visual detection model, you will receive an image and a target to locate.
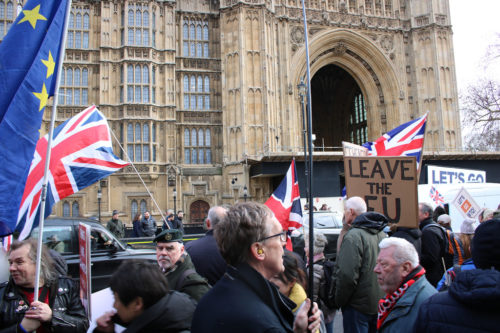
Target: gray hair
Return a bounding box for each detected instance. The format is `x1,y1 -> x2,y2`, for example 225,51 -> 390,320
304,231 -> 328,255
345,196 -> 367,216
379,237 -> 419,269
9,238 -> 57,286
207,206 -> 228,228
482,208 -> 494,221
419,203 -> 433,217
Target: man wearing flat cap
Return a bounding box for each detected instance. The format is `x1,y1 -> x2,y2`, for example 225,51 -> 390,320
154,229 -> 210,302
106,210 -> 125,239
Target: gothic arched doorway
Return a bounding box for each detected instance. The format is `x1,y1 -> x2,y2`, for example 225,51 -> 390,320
189,200 -> 210,224
311,64 -> 367,148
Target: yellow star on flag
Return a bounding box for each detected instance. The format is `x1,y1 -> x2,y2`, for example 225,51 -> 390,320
33,84 -> 49,111
41,51 -> 55,78
18,4 -> 47,29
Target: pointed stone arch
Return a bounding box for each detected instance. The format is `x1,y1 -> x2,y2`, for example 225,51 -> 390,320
291,28 -> 404,141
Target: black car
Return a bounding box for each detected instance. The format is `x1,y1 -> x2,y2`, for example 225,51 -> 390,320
30,217 -> 157,292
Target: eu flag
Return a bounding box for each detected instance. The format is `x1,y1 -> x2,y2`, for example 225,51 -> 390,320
0,0 -> 69,236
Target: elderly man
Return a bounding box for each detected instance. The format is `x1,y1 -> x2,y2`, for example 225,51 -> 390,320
374,237 -> 436,332
154,229 -> 210,302
336,196 -> 367,253
334,196 -> 387,333
0,239 -> 88,332
185,206 -> 228,285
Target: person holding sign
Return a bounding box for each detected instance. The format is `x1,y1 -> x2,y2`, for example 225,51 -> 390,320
0,239 -> 88,332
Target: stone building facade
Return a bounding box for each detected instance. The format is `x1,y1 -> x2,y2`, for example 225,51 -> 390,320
0,0 -> 462,226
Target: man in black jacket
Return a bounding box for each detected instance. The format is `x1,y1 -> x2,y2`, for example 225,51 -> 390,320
0,238 -> 88,332
185,205 -> 227,285
418,202 -> 448,286
415,219 -> 500,332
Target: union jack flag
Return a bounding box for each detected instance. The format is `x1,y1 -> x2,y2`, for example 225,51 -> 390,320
430,186 -> 445,207
265,160 -> 302,250
363,113 -> 427,170
16,106 -> 129,239
2,234 -> 13,252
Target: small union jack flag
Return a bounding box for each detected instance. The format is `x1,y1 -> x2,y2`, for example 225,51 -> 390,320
16,106 -> 129,239
265,160 -> 303,251
363,113 -> 427,170
430,186 -> 445,207
2,234 -> 13,252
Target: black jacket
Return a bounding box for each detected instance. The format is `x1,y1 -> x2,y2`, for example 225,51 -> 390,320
94,290 -> 195,333
419,218 -> 446,286
192,263 -> 295,333
392,227 -> 422,258
184,230 -> 227,285
415,269 -> 500,332
0,277 -> 89,333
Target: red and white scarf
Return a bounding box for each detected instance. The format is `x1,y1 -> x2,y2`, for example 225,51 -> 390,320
377,265 -> 425,329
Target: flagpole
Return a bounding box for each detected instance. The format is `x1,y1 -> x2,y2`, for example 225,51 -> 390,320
109,129 -> 167,225
34,0 -> 73,301
300,0 -> 315,300
416,111 -> 429,183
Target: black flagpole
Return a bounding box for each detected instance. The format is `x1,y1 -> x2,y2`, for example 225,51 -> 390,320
300,0 -> 315,301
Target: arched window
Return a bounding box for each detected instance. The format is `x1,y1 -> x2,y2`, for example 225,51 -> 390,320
205,129 -> 211,146
191,129 -> 197,145
74,68 -> 80,85
142,66 -> 149,84
0,3 -> 4,19
197,76 -> 203,92
183,75 -> 189,91
183,24 -> 188,39
204,76 -> 210,92
63,202 -> 70,217
131,200 -> 138,218
128,10 -> 134,26
82,68 -> 88,85
136,10 -> 141,26
203,25 -> 208,40
143,11 -> 149,27
66,68 -> 73,85
127,65 -> 133,83
143,124 -> 149,141
76,13 -> 82,28
127,123 -> 133,142
72,201 -> 79,217
83,14 -> 89,29
140,200 -> 147,213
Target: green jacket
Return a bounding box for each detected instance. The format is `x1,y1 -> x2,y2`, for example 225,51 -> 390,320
334,212 -> 387,315
106,218 -> 125,238
165,252 -> 211,302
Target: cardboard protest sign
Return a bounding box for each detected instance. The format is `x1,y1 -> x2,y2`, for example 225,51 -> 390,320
344,156 -> 418,228
342,141 -> 368,157
452,187 -> 481,219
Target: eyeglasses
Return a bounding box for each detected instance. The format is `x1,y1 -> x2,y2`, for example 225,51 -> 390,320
258,231 -> 287,243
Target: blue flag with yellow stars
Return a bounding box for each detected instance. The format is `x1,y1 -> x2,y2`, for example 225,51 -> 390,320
0,0 -> 69,237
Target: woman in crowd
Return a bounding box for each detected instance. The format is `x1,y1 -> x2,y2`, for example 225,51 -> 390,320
131,213 -> 142,237
270,251 -> 308,313
192,202 -> 322,333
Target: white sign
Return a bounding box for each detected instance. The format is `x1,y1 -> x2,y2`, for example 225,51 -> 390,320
452,187 -> 481,219
427,165 -> 486,184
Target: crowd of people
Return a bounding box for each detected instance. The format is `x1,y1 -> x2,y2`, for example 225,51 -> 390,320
1,199 -> 499,333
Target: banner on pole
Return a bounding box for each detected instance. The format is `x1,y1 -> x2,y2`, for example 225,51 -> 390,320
79,223 -> 92,320
344,156 -> 418,228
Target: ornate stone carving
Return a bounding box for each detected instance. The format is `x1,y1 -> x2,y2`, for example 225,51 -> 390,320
290,26 -> 304,45
379,35 -> 394,53
332,42 -> 347,56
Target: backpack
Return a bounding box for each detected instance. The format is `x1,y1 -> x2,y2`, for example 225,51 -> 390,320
318,260 -> 337,309
422,223 -> 454,270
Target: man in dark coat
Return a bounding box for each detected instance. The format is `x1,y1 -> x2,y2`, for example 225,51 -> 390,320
418,202 -> 448,286
155,229 -> 210,302
0,239 -> 88,332
94,260 -> 195,333
415,219 -> 500,332
185,206 -> 227,285
106,210 -> 125,238
391,226 -> 422,258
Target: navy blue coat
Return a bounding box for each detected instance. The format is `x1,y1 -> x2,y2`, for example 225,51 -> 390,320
415,269 -> 500,332
184,230 -> 226,286
192,263 -> 295,333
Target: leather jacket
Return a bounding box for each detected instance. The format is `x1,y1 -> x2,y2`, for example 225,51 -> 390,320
0,277 -> 89,333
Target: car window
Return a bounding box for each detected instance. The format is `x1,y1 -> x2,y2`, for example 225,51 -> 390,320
90,227 -> 115,251
32,226 -> 74,254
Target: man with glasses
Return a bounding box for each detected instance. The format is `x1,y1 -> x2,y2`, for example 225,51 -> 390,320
154,229 -> 210,302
